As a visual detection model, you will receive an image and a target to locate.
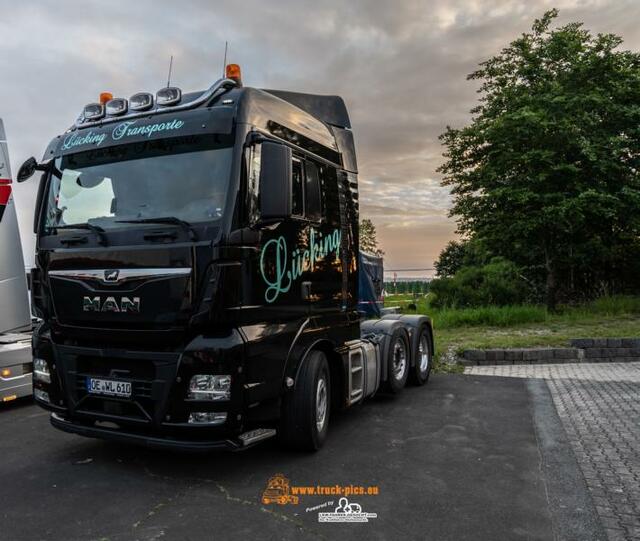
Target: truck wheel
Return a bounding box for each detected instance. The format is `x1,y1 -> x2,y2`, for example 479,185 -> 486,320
386,329 -> 410,393
279,350 -> 330,451
410,326 -> 432,386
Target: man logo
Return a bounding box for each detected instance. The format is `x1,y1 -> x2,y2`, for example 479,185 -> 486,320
104,269 -> 120,282
83,296 -> 140,313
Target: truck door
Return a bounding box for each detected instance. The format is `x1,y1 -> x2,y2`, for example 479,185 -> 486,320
252,153 -> 311,314
305,160 -> 344,314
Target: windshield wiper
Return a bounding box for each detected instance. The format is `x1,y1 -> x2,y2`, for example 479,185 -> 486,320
53,223 -> 108,246
115,217 -> 198,241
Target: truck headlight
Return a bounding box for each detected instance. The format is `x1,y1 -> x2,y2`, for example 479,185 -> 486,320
188,375 -> 231,401
33,358 -> 51,384
188,412 -> 227,425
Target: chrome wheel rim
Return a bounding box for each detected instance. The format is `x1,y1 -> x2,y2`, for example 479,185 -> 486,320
418,334 -> 430,373
316,377 -> 327,432
392,339 -> 407,380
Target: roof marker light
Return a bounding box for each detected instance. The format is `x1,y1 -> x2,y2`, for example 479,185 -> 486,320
83,103 -> 105,121
156,87 -> 182,106
105,98 -> 128,116
225,64 -> 242,85
99,92 -> 113,105
130,92 -> 154,111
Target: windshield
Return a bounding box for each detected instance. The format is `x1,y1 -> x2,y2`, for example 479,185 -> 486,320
43,134 -> 233,232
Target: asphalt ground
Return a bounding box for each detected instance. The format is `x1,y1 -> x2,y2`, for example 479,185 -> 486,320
0,374 -> 604,541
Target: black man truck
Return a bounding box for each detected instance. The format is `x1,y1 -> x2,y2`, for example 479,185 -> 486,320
19,64 -> 434,450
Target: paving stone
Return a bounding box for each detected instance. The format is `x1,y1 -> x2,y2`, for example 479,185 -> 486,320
572,338 -> 594,348
464,362 -> 640,539
463,349 -> 485,361
504,350 -> 524,362
521,348 -> 544,361
485,349 -> 505,362
554,348 -> 580,359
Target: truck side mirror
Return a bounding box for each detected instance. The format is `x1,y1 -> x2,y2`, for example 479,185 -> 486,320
17,157 -> 38,182
259,142 -> 292,221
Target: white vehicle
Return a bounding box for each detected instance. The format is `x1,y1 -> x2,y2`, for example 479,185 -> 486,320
0,119 -> 32,403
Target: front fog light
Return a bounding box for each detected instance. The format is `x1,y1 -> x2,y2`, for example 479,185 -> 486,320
34,388 -> 50,403
188,375 -> 231,401
33,358 -> 51,383
188,412 -> 227,425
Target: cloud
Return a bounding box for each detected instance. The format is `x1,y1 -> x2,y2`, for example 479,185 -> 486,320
3,0 -> 640,273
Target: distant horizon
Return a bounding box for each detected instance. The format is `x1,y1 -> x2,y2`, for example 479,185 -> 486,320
384,276 -> 433,282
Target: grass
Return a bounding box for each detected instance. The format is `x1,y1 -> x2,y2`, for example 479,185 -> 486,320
384,294 -> 640,373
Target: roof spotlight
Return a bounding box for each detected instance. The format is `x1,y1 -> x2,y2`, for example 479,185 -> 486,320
130,92 -> 154,111
83,103 -> 105,121
156,87 -> 182,106
105,98 -> 128,116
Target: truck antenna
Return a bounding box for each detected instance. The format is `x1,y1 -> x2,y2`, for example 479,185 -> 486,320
222,41 -> 228,77
166,55 -> 174,88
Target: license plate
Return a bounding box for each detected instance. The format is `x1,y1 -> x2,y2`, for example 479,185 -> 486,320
86,377 -> 132,398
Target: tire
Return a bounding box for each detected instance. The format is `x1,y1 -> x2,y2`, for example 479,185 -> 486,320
409,325 -> 433,386
279,350 -> 330,451
386,328 -> 410,393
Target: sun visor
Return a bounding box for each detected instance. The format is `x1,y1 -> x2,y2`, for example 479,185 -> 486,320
47,108 -> 234,157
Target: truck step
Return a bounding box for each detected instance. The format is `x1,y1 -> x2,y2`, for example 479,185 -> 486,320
238,428 -> 277,447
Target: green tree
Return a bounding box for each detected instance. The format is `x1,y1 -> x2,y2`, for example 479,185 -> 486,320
439,10 -> 640,310
360,218 -> 385,256
434,238 -> 489,277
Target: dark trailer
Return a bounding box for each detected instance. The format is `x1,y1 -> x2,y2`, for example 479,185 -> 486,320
358,251 -> 384,318
19,65 -> 434,451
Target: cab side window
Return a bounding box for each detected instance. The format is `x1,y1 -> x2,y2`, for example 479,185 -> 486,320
305,160 -> 322,222
291,159 -> 304,217
318,163 -> 340,226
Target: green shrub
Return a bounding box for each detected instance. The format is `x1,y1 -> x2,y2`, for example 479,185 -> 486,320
429,258 -> 527,309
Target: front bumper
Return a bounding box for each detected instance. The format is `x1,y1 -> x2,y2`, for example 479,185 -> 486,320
50,412 -> 241,451
32,327 -> 261,447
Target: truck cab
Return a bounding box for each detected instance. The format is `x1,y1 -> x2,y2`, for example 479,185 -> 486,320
21,66 -> 434,450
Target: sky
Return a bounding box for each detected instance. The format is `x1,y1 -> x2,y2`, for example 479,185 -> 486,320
3,0 -> 640,276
